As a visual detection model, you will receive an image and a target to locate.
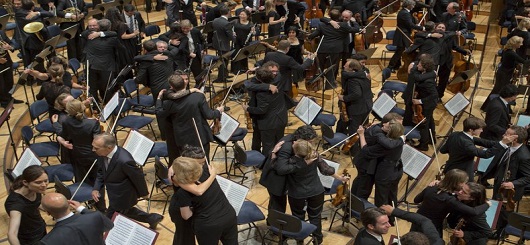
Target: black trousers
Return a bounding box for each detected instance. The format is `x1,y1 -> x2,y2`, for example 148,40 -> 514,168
336,112 -> 369,135
190,54 -> 203,79
317,52 -> 340,88
374,175 -> 401,207
268,190 -> 287,213
351,169 -> 374,200
288,192 -> 325,243
88,69 -> 114,103
169,194 -> 195,245
260,126 -> 285,156
106,206 -> 155,224
0,64 -> 14,104
387,46 -> 405,70
251,123 -> 262,152
194,216 -> 238,245
418,106 -> 435,147
436,63 -> 451,99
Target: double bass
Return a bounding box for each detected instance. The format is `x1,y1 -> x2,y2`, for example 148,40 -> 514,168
460,0 -> 473,21
447,39 -> 474,94
304,0 -> 324,21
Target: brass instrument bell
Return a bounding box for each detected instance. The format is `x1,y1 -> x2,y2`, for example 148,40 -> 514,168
23,22 -> 44,33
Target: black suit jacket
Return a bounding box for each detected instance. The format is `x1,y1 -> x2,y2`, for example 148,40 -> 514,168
353,228 -> 383,245
246,83 -> 288,130
403,67 -> 438,110
440,132 -> 504,179
342,70 -> 373,117
83,31 -> 119,71
121,12 -> 146,33
212,16 -> 234,52
483,144 -> 530,201
39,209 -> 114,245
259,134 -> 294,196
481,97 -> 510,141
134,50 -> 173,99
354,124 -> 403,175
308,20 -> 357,54
393,8 -> 423,47
406,31 -> 441,65
242,0 -> 265,9
93,147 -> 149,211
56,0 -> 88,27
361,135 -> 404,182
0,31 -> 13,68
156,92 -> 221,148
263,51 -> 312,92
275,0 -> 305,28
392,208 -> 445,245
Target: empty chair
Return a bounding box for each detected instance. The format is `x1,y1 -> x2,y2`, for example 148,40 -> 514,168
319,123 -> 348,160
145,25 -> 161,40
54,176 -> 93,203
237,200 -> 265,242
21,126 -> 60,165
45,163 -> 74,182
382,68 -> 407,99
29,100 -> 55,140
382,30 -> 397,66
147,156 -> 173,214
310,113 -> 336,127
497,212 -> 530,245
112,98 -> 157,140
328,194 -> 376,231
265,209 -> 317,244
123,78 -> 154,108
229,143 -> 265,185
147,141 -> 169,164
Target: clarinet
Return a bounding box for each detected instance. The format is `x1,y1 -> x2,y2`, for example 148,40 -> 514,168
244,23 -> 257,46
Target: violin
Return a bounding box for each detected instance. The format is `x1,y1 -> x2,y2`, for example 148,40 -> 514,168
412,86 -> 425,125
339,89 -> 349,123
341,134 -> 359,154
450,218 -> 467,245
498,159 -> 516,212
304,37 -> 323,92
460,0 -> 473,21
332,169 -> 351,207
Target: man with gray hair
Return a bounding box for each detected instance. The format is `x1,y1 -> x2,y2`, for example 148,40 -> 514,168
91,133 -> 164,229
40,193 -> 114,245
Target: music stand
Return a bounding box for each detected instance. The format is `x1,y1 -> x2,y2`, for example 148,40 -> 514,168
447,68 -> 478,86
0,14 -> 9,31
196,21 -> 214,33
44,35 -> 61,49
0,100 -> 18,161
261,35 -> 282,45
106,65 -> 133,98
59,24 -> 79,41
231,41 -> 265,62
357,47 -> 377,59
307,64 -> 337,113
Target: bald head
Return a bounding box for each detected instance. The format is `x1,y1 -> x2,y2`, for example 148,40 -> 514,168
42,193 -> 70,218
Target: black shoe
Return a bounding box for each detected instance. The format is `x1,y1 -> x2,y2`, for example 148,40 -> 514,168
481,181 -> 494,189
149,214 -> 164,229
12,99 -> 24,104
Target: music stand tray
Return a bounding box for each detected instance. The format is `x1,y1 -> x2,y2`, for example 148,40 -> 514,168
448,68 -> 478,86
44,35 -> 61,49
197,21 -> 214,33
59,24 -> 79,42
232,41 -> 265,62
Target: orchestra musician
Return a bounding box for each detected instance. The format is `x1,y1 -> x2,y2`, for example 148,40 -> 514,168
447,182 -> 493,245
260,125 -> 317,214
308,8 -> 360,89
167,0 -> 206,26
243,67 -> 287,156
91,133 -> 164,229
350,112 -> 403,199
28,63 -> 71,116
285,26 -> 309,84
405,21 -> 443,65
339,10 -> 358,67
353,208 -> 391,245
431,0 -> 449,23
231,9 -> 255,73
265,0 -> 284,37
243,0 -> 265,12
387,0 -> 425,73
56,0 -> 87,61
180,19 -> 206,78
82,18 -> 120,104
134,40 -> 173,101
105,7 -> 138,77
336,59 -> 373,136
481,125 -> 530,237
0,30 -> 24,108
403,54 -> 438,151
274,139 -> 348,245
212,4 -> 235,83
480,84 -> 518,141
441,2 -> 467,35
123,4 -> 146,56
274,0 -> 305,34
155,74 -> 223,162
440,117 -> 516,180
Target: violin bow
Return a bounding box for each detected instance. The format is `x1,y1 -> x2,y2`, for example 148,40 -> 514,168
404,117 -> 426,137
392,201 -> 402,244
192,118 -> 211,166
219,71 -> 242,106
70,159 -> 98,201
378,0 -> 401,13
109,98 -> 127,134
429,128 -> 443,177
320,133 -> 358,155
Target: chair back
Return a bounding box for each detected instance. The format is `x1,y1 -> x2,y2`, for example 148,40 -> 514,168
386,30 -> 395,40
234,143 -> 247,164
21,126 -> 34,145
500,36 -> 509,46
68,58 -> 81,76
54,175 -> 72,200
113,98 -> 132,116
154,156 -> 169,182
123,79 -> 137,97
29,100 -> 49,120
508,212 -> 530,234
382,67 -> 392,83
145,25 -> 161,38
466,21 -> 476,31
267,209 -> 302,233
320,123 -> 335,139
46,25 -> 62,37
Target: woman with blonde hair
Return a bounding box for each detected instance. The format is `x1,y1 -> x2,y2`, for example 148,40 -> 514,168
266,0 -> 285,37
30,63 -> 71,115
56,100 -> 102,211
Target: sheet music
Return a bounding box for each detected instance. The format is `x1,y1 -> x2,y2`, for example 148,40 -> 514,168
293,96 -> 321,125
123,130 -> 155,166
106,213 -> 158,245
214,112 -> 240,144
485,200 -> 501,230
476,156 -> 494,173
444,92 -> 470,116
12,149 -> 42,178
516,114 -> 530,126
401,145 -> 432,179
215,176 -> 249,215
103,92 -> 120,121
372,93 -> 396,119
318,159 -> 340,188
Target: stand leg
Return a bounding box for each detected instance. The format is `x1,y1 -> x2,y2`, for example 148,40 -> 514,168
6,119 -> 18,161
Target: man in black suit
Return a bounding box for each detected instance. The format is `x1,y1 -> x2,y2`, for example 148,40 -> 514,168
0,31 -> 24,107
83,19 -> 120,103
482,125 -> 530,231
263,40 -> 313,95
274,0 -> 304,34
56,0 -> 87,61
244,67 -> 287,155
166,0 -> 205,26
432,0 -> 449,23
181,19 -> 205,78
380,205 -> 444,245
387,0 -> 425,72
354,208 -> 391,245
91,133 -> 164,229
134,40 -> 173,101
308,8 -> 359,89
259,125 -> 317,214
40,193 -> 113,245
340,10 -> 359,67
155,74 -> 223,163
441,2 -> 467,34
243,0 -> 265,12
440,117 -> 516,180
405,21 -> 443,65
14,0 -> 53,70
480,84 -> 518,141
212,4 -> 234,83
123,4 -> 146,55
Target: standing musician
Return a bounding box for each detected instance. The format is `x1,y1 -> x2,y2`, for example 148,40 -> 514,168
155,74 -> 223,163
211,4 -> 235,83
134,40 -> 173,101
274,140 -> 348,245
405,21 -> 443,65
441,2 -> 467,35
82,19 -> 120,104
274,0 -> 305,34
336,59 -> 372,136
0,30 -> 24,108
259,125 -> 317,214
56,0 -> 87,61
28,63 -> 71,115
243,0 -> 265,12
387,0 -> 425,73
122,4 -> 146,56
105,7 -> 138,78
339,10 -> 358,68
166,0 -> 206,26
402,54 -> 438,152
265,0 -> 284,37
358,121 -> 405,208
243,67 -> 287,156
14,0 -> 53,72
91,133 -> 164,229
447,182 -> 493,245
480,84 -> 518,141
231,9 -> 254,73
262,40 -> 313,95
180,19 -> 205,79
481,125 -> 530,236
431,0 -> 449,23
308,8 -> 359,89
350,112 -> 403,200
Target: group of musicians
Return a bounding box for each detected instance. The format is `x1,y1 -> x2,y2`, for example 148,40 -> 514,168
2,0 -> 530,244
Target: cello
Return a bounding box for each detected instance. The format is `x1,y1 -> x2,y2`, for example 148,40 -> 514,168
460,0 -> 473,21
447,39 -> 474,94
304,0 -> 324,21
378,0 -> 401,15
498,148 -> 516,212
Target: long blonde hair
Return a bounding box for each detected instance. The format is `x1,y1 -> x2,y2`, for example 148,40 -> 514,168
293,139 -> 318,161
506,36 -> 523,50
65,99 -> 84,121
265,0 -> 275,15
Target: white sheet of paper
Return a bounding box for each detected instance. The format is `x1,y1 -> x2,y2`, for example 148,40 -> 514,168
103,92 -> 120,121
318,159 -> 340,188
123,130 -> 155,166
372,92 -> 396,119
105,213 -> 158,245
215,175 -> 249,215
12,149 -> 42,178
516,114 -> 530,127
214,112 -> 240,144
444,92 -> 470,116
293,96 -> 321,125
401,145 -> 432,179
